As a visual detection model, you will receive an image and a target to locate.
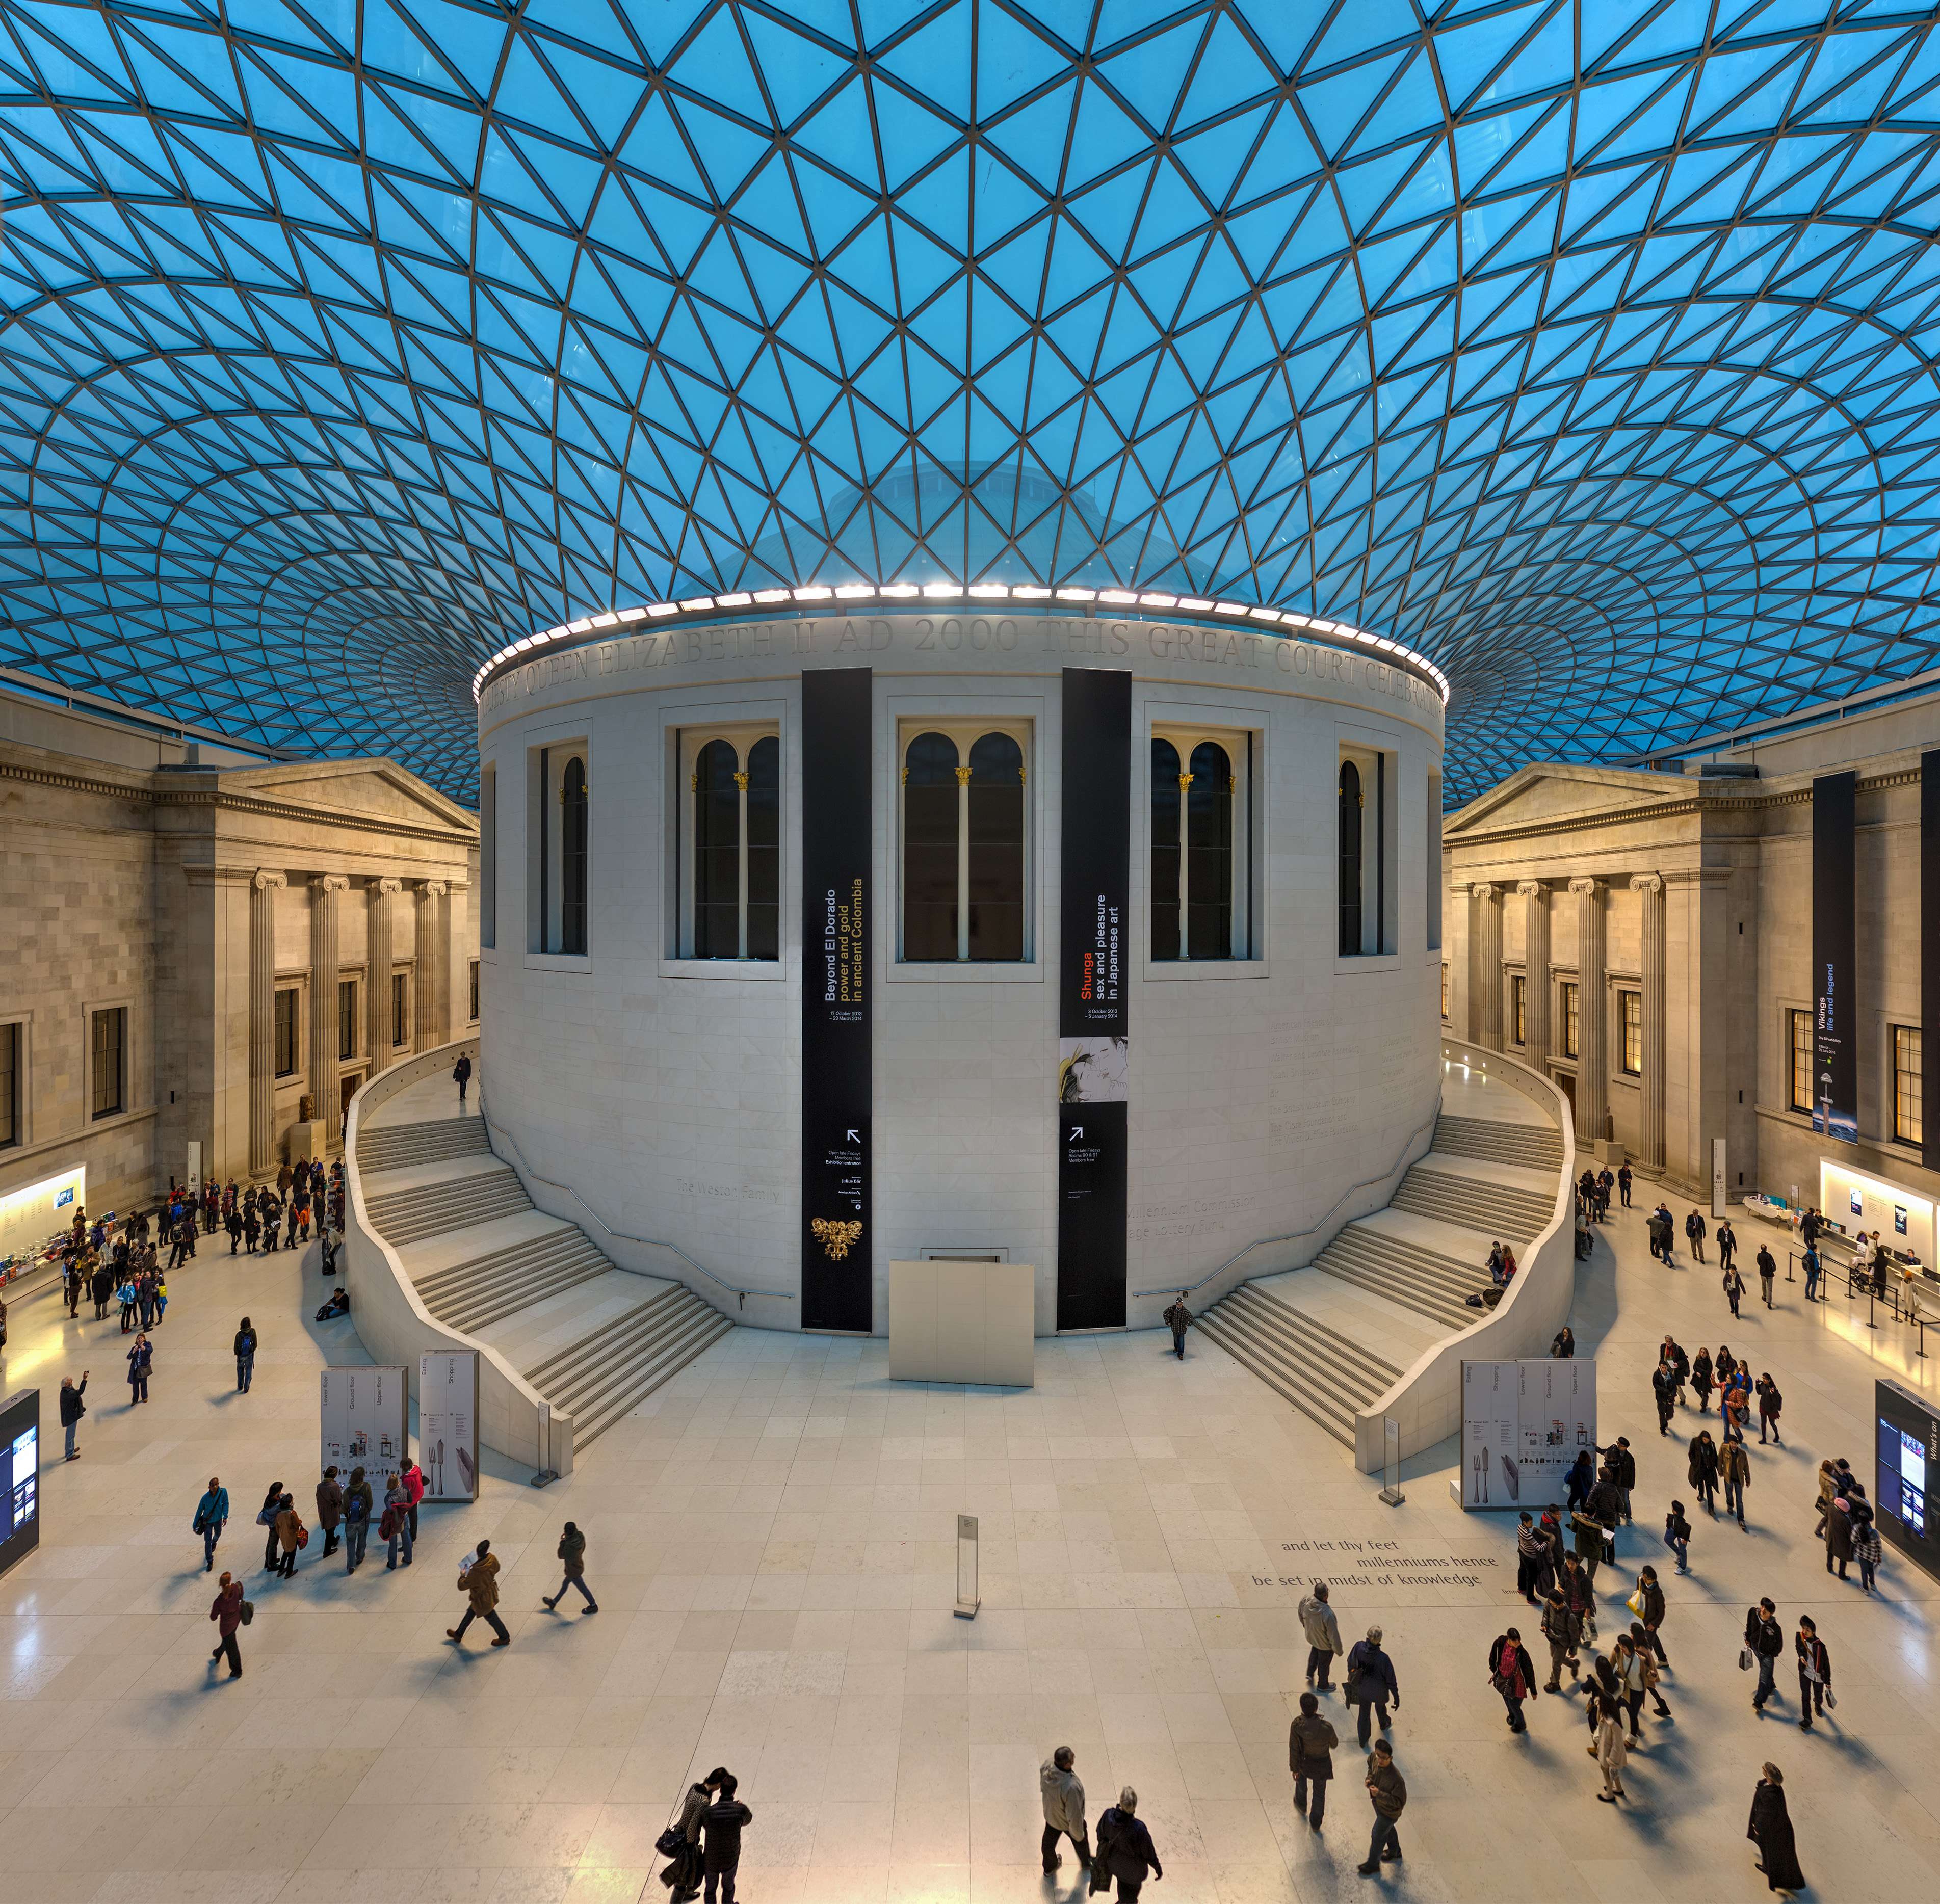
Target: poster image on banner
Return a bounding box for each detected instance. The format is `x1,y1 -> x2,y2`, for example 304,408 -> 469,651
1460,1360 -> 1597,1510
417,1353 -> 479,1501
320,1366 -> 409,1482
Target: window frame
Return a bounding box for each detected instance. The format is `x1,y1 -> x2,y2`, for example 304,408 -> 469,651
675,721 -> 783,962
894,716 -> 1034,965
1894,1023 -> 1922,1145
1148,720 -> 1255,964
91,1005 -> 127,1119
1620,990 -> 1642,1075
1789,1008 -> 1814,1114
273,986 -> 300,1080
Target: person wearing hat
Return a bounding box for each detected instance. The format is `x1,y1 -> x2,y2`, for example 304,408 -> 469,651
542,1520 -> 598,1614
1344,1624 -> 1399,1748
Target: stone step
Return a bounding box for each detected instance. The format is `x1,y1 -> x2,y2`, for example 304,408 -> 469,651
364,1166 -> 532,1246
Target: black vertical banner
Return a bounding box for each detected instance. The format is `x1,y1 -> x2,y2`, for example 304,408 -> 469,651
1813,769 -> 1857,1145
1924,753 -> 1940,1173
1057,666 -> 1131,1330
801,668 -> 872,1331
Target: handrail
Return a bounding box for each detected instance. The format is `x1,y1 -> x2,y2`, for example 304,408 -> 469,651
480,1102 -> 792,1309
1131,1106 -> 1440,1299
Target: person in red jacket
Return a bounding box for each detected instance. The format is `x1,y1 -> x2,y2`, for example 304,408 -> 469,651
209,1572 -> 245,1679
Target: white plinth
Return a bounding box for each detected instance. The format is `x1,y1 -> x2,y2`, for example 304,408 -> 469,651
888,1260 -> 1035,1387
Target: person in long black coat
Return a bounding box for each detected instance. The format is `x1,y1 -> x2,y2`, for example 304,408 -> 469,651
1748,1764 -> 1805,1891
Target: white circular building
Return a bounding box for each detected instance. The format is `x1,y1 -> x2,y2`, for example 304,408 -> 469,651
473,591 -> 1447,1337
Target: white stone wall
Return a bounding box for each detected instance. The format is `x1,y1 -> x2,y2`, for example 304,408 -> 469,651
477,611 -> 1445,1334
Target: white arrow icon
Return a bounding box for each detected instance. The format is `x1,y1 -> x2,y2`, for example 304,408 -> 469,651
846,1128 -> 859,1143
1070,1126 -> 1083,1141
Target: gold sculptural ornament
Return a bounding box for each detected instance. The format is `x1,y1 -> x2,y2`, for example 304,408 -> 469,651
811,1218 -> 863,1260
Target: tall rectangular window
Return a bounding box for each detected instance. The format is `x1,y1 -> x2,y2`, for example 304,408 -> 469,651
1895,1024 -> 1922,1143
392,972 -> 408,1048
469,960 -> 480,1022
479,763 -> 496,950
1621,991 -> 1642,1074
273,989 -> 299,1077
91,1007 -> 125,1118
0,1021 -> 18,1146
1511,975 -> 1527,1046
1790,1009 -> 1814,1113
337,980 -> 357,1062
1562,982 -> 1580,1059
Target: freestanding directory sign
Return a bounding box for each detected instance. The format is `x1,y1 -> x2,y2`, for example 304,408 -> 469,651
417,1352 -> 479,1500
320,1366 -> 408,1480
0,1388 -> 39,1578
1460,1359 -> 1597,1509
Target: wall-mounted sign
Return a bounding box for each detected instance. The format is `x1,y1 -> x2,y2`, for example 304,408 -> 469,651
320,1366 -> 408,1481
417,1352 -> 479,1500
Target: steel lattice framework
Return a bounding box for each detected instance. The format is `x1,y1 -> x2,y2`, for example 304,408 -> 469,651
2,1 -> 1938,800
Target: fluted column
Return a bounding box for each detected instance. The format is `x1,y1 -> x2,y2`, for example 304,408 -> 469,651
249,870 -> 287,1176
414,880 -> 449,1052
1518,880 -> 1550,1066
1633,873 -> 1667,1169
1570,877 -> 1607,1145
365,876 -> 401,1078
309,875 -> 350,1145
1473,882 -> 1503,1049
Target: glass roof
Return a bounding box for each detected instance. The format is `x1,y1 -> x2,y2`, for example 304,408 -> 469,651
2,2 -> 1938,802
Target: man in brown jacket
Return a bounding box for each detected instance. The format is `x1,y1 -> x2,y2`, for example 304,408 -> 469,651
448,1538 -> 510,1646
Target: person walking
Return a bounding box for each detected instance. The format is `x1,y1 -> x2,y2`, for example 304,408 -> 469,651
1748,1764 -> 1806,1891
1748,1599 -> 1784,1713
1723,1263 -> 1745,1317
1664,1499 -> 1693,1574
1161,1292 -> 1191,1360
1355,1739 -> 1406,1874
125,1331 -> 152,1405
541,1520 -> 598,1612
1540,1590 -> 1581,1692
233,1317 -> 258,1394
58,1371 -> 88,1460
1721,1437 -> 1752,1529
343,1465 -> 374,1572
454,1051 -> 473,1103
1635,1565 -> 1668,1667
316,1466 -> 344,1560
1757,1374 -> 1784,1446
700,1771 -> 753,1904
447,1538 -> 510,1646
272,1493 -> 302,1578
1093,1786 -> 1162,1903
1289,1691 -> 1338,1830
1757,1243 -> 1777,1307
191,1475 -> 230,1572
208,1572 -> 245,1679
1488,1627 -> 1536,1733
380,1474 -> 413,1570
1795,1616 -> 1831,1730
1299,1581 -> 1343,1690
1688,1430 -> 1720,1518
1039,1745 -> 1090,1872
1346,1626 -> 1399,1748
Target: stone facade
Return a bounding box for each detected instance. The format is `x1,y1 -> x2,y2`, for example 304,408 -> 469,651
1441,690 -> 1940,1209
0,686 -> 479,1227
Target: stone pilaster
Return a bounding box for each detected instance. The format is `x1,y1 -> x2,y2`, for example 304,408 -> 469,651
1473,882 -> 1502,1050
1632,875 -> 1667,1169
1570,877 -> 1607,1145
309,875 -> 350,1146
415,880 -> 448,1051
249,869 -> 286,1176
365,876 -> 401,1078
1518,879 -> 1550,1065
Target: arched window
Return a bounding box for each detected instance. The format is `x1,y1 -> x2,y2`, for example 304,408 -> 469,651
560,755 -> 588,955
1151,727 -> 1248,961
902,731 -> 960,960
967,731 -> 1025,960
685,729 -> 781,961
1339,758 -> 1362,956
693,739 -> 740,958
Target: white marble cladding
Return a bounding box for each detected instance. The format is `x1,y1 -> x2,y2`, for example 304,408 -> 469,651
477,612 -> 1445,1334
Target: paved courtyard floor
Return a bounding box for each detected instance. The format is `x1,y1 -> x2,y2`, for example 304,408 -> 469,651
2,1120 -> 1935,1902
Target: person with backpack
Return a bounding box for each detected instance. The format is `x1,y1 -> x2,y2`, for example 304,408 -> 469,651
233,1317 -> 258,1393
381,1473 -> 414,1569
209,1571 -> 245,1680
1488,1628 -> 1537,1733
343,1465 -> 374,1572
272,1493 -> 303,1578
448,1538 -> 509,1646
316,1466 -> 345,1560
1345,1626 -> 1399,1748
58,1371 -> 88,1460
541,1521 -> 598,1614
1756,1373 -> 1784,1445
1092,1785 -> 1162,1903
1288,1690 -> 1338,1829
193,1476 -> 229,1572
